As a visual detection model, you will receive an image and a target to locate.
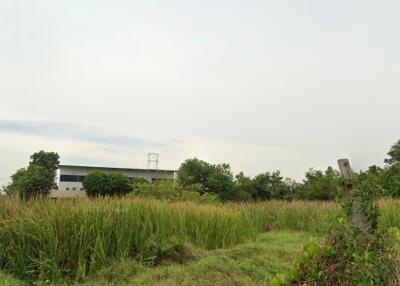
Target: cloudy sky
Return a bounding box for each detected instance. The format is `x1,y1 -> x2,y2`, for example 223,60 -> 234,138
1,0 -> 399,185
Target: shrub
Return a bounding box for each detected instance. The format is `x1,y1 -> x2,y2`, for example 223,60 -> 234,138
83,172 -> 131,197
5,165 -> 53,199
131,180 -> 220,203
382,164 -> 400,198
272,171 -> 400,285
294,167 -> 341,201
178,158 -> 235,199
29,151 -> 60,175
5,151 -> 59,198
252,171 -> 293,200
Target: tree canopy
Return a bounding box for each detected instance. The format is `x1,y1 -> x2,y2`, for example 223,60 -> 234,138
6,165 -> 53,198
294,167 -> 341,201
385,140 -> 400,165
6,151 -> 59,198
83,172 -> 131,197
30,151 -> 60,174
178,158 -> 293,201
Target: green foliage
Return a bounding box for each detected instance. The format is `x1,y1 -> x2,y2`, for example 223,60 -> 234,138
6,165 -> 53,199
252,171 -> 293,201
175,151 -> 400,202
295,167 -> 341,201
177,158 -> 213,192
0,197 -> 270,282
273,171 -> 400,285
385,139 -> 400,165
83,172 -> 131,197
178,158 -> 295,201
3,195 -> 400,283
76,231 -> 310,286
0,271 -> 24,286
4,168 -> 27,195
206,164 -> 235,200
381,164 -> 400,198
5,151 -> 59,198
29,150 -> 60,174
232,172 -> 255,201
131,180 -> 220,203
275,227 -> 400,285
178,158 -> 235,200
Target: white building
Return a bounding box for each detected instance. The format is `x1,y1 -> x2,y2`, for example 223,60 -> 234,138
56,164 -> 177,192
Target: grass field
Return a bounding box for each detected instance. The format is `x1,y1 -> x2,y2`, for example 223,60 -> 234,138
1,197 -> 400,285
0,231 -> 314,286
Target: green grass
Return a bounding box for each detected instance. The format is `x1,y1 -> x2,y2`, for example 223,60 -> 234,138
1,197 -> 400,284
0,272 -> 24,286
75,231 -> 313,286
0,231 -> 312,286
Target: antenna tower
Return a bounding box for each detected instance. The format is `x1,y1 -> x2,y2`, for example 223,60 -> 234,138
147,153 -> 159,170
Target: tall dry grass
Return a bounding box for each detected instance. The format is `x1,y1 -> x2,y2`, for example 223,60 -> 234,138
0,197 -> 399,282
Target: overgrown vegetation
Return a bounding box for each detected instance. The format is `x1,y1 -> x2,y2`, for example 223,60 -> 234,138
3,139 -> 400,202
2,197 -> 400,283
130,180 -> 220,203
0,231 -> 312,286
83,172 -> 131,197
271,167 -> 400,285
174,139 -> 400,202
1,142 -> 400,285
4,151 -> 59,198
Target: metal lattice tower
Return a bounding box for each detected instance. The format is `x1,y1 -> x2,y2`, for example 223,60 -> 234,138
147,153 -> 159,170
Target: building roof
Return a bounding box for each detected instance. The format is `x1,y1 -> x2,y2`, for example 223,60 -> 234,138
59,164 -> 177,173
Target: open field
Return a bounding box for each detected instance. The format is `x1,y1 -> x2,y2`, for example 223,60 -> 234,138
1,197 -> 400,284
0,231 -> 314,286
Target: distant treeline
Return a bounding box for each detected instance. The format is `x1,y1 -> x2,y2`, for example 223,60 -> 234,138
3,140 -> 400,201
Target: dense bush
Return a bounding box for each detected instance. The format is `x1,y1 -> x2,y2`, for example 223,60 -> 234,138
29,150 -> 60,175
83,172 -> 131,197
381,164 -> 400,198
5,165 -> 53,198
294,167 -> 341,201
174,140 -> 400,202
5,140 -> 400,202
385,139 -> 400,165
130,179 -> 219,203
5,151 -> 59,198
178,158 -> 294,201
273,171 -> 400,286
178,158 -> 235,199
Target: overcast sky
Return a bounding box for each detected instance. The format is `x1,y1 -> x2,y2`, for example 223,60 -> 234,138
1,0 -> 399,185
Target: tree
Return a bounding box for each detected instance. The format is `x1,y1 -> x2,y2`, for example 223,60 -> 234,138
233,172 -> 255,201
30,151 -> 60,189
4,168 -> 27,195
83,172 -> 131,197
107,173 -> 131,196
295,167 -> 341,201
385,140 -> 400,165
177,158 -> 214,192
30,151 -> 60,174
11,165 -> 53,199
5,151 -> 59,198
177,158 -> 236,200
83,172 -> 108,197
381,164 -> 400,198
252,171 -> 290,201
206,164 -> 235,200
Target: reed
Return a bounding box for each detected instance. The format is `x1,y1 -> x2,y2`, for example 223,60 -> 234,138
0,197 -> 399,282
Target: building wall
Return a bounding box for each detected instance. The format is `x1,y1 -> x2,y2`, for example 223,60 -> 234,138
57,166 -> 176,192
